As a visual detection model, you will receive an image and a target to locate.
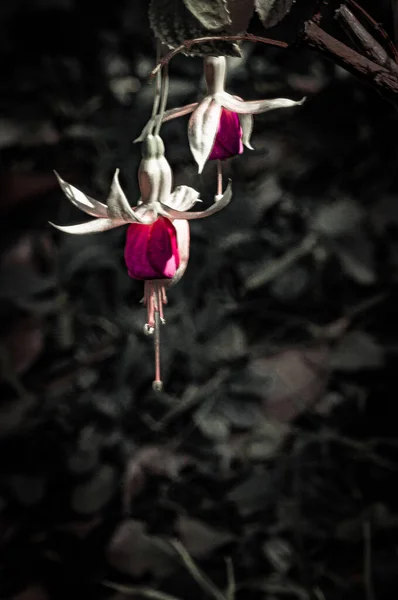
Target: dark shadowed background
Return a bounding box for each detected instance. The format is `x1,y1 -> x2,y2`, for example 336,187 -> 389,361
1,1 -> 398,599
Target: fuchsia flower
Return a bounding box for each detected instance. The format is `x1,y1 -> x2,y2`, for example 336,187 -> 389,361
124,217 -> 180,281
136,56 -> 304,173
51,134 -> 232,390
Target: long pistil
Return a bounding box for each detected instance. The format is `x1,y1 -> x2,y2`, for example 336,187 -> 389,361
143,280 -> 167,391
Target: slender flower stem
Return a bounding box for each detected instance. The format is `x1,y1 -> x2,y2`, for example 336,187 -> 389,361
148,40 -> 162,135
217,160 -> 223,196
154,63 -> 169,136
150,34 -> 288,79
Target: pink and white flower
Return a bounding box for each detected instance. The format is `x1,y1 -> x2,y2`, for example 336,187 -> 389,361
136,57 -> 304,173
51,134 -> 232,389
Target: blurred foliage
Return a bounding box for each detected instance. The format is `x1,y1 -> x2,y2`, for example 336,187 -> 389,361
1,1 -> 398,600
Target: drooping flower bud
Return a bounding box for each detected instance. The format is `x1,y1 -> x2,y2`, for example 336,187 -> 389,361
124,217 -> 180,280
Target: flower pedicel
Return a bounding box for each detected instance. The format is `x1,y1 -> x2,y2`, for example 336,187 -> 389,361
51,135 -> 232,390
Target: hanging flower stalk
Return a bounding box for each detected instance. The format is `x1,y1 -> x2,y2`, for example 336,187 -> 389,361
51,134 -> 232,390
136,56 -> 305,172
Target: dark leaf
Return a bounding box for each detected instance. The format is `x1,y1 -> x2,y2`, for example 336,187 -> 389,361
312,198 -> 365,238
227,0 -> 255,33
123,445 -> 191,512
8,475 -> 46,506
183,0 -> 232,30
254,0 -> 294,28
0,267 -> 55,301
332,234 -> 376,285
262,537 -> 293,573
249,346 -> 329,422
71,464 -> 117,514
108,520 -> 176,578
175,516 -> 233,558
228,470 -> 278,515
149,0 -> 242,56
330,331 -> 384,371
1,316 -> 44,375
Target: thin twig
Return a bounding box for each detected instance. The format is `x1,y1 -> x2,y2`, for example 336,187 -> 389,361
170,539 -> 228,600
152,368 -> 229,431
239,579 -> 310,599
225,558 -> 235,600
150,34 -> 288,79
347,0 -> 398,61
336,6 -> 398,74
303,21 -> 398,102
103,580 -> 182,600
363,520 -> 376,600
245,233 -> 318,291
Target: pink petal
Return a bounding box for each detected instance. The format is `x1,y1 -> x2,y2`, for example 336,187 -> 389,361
124,217 -> 180,280
208,108 -> 243,161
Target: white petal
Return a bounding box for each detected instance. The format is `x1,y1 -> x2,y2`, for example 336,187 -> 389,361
165,185 -> 201,211
168,219 -> 190,286
134,103 -> 199,143
54,171 -> 108,218
221,92 -> 306,115
49,218 -> 124,235
160,180 -> 232,220
188,97 -> 222,174
107,169 -> 139,221
239,113 -> 254,149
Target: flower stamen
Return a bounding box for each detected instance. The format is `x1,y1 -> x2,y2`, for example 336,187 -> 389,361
217,160 -> 223,196
143,280 -> 167,391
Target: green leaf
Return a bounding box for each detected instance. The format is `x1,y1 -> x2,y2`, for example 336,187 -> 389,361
255,0 -> 294,28
183,0 -> 232,31
149,0 -> 241,56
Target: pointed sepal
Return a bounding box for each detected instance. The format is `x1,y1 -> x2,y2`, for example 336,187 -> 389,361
166,185 -> 201,211
188,97 -> 222,173
54,171 -> 108,218
107,169 -> 139,222
49,218 -> 124,235
221,93 -> 306,115
160,180 -> 232,220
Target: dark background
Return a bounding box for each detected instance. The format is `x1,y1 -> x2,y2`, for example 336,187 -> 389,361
1,1 -> 398,599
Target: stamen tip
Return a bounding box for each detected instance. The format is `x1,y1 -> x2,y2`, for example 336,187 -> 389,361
144,324 -> 154,336
152,380 -> 163,392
